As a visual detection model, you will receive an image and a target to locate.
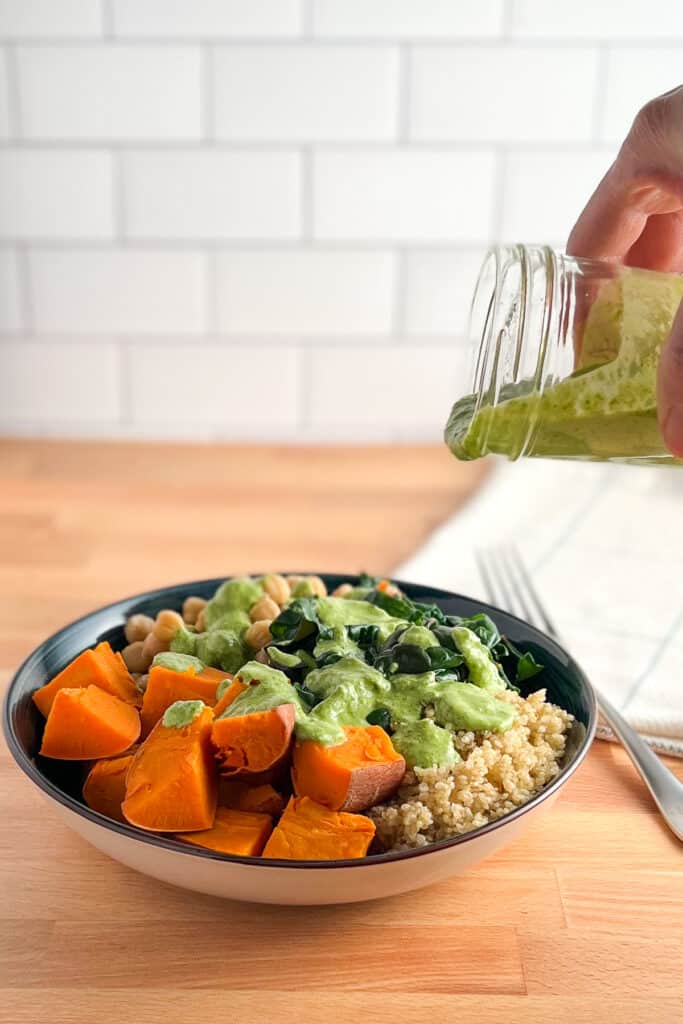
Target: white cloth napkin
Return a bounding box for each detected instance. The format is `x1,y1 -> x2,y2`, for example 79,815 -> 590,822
395,458 -> 683,757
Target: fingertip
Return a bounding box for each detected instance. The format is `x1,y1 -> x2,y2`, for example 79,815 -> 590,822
661,404 -> 683,457
657,298 -> 683,456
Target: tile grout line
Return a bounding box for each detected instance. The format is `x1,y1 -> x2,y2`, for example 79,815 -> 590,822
4,43 -> 21,141
15,243 -> 34,335
4,37 -> 683,48
0,332 -> 457,348
0,238 -> 509,252
490,145 -> 507,241
301,146 -> 313,242
0,140 -> 620,154
392,248 -> 407,342
116,339 -> 132,426
100,0 -> 114,38
502,0 -> 516,39
296,342 -> 311,432
301,0 -> 314,38
397,44 -> 411,142
204,249 -> 219,334
201,44 -> 214,143
110,149 -> 126,241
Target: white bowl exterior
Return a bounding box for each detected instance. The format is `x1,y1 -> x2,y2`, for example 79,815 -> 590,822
49,792 -> 558,905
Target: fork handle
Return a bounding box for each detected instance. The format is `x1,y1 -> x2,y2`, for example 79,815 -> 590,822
597,693 -> 683,841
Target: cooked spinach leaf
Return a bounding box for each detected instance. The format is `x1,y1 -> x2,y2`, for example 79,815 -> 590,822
366,707 -> 392,732
514,650 -> 544,683
294,680 -> 322,710
365,588 -> 449,626
448,612 -> 501,649
269,597 -> 320,643
425,646 -> 465,673
375,643 -> 432,676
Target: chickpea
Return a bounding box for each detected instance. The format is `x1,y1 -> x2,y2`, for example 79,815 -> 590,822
195,608 -> 207,633
245,619 -> 272,651
262,573 -> 290,607
306,575 -> 327,598
153,609 -> 185,644
249,594 -> 280,623
136,673 -> 149,694
332,583 -> 353,597
141,630 -> 166,666
254,648 -> 270,664
182,595 -> 206,626
124,613 -> 155,644
121,640 -> 148,673
286,574 -> 304,589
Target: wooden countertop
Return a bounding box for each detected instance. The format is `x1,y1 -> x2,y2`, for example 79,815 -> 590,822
1,439 -> 681,1024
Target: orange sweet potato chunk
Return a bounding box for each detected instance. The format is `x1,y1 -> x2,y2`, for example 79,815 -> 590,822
212,703 -> 296,778
83,752 -> 135,823
291,725 -> 405,812
40,686 -> 141,760
122,704 -> 217,832
140,664 -> 227,737
262,796 -> 375,860
217,780 -> 285,816
176,806 -> 273,857
212,678 -> 248,719
33,641 -> 140,717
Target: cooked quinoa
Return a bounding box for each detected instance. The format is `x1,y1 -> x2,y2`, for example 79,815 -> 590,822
368,689 -> 573,851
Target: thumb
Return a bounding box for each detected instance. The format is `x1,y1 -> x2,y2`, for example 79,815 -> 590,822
657,296 -> 683,456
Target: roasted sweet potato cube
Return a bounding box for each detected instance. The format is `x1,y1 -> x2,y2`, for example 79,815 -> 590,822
262,796 -> 375,860
176,807 -> 273,857
292,725 -> 405,812
40,686 -> 141,761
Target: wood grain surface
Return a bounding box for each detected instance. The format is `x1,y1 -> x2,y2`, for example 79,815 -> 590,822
1,439 -> 681,1024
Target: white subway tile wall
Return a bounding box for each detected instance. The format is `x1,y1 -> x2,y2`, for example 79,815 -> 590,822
0,341 -> 120,424
111,1 -> 302,39
510,0 -> 683,39
0,149 -> 114,239
17,46 -> 202,140
29,250 -> 207,333
308,344 -> 471,439
0,2 -> 681,441
602,47 -> 683,142
500,150 -> 616,244
129,344 -> 302,433
0,0 -> 101,38
312,1 -> 505,39
410,46 -> 600,142
402,249 -> 486,337
216,251 -> 395,335
122,151 -> 301,240
313,150 -> 496,241
212,46 -> 398,141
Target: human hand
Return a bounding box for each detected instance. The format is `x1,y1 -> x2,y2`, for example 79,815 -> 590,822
567,86 -> 683,455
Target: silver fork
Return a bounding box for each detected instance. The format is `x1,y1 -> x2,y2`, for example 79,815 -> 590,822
477,544 -> 683,843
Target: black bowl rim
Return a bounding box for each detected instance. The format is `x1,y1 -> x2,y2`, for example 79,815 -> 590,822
3,574 -> 598,871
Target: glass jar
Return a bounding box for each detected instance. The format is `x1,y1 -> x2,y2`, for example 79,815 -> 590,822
445,245 -> 683,464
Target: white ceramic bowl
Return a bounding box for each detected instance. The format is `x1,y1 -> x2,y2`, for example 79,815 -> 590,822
4,575 -> 597,905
